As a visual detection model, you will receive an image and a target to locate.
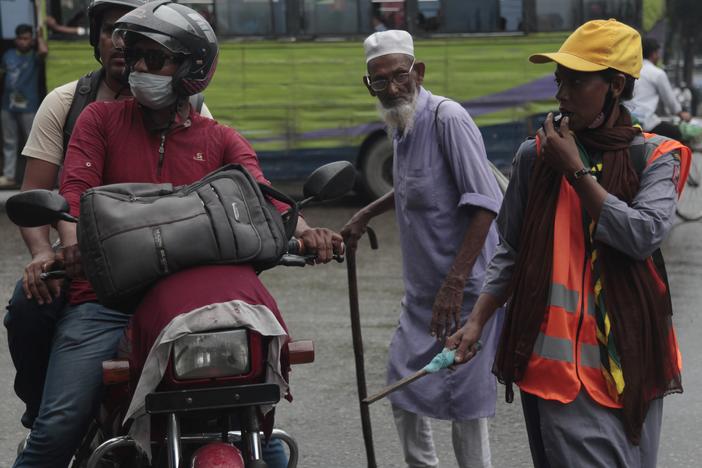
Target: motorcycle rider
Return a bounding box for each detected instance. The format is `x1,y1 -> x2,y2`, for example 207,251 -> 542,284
626,37 -> 691,141
12,1 -> 341,466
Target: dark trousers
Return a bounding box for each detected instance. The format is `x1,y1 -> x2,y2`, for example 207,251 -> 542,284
520,391 -> 551,468
521,389 -> 662,468
4,279 -> 66,428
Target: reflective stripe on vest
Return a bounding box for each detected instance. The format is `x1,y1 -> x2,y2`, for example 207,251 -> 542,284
520,133 -> 688,408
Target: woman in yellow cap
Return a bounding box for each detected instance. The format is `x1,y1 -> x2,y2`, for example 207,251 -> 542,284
447,19 -> 692,467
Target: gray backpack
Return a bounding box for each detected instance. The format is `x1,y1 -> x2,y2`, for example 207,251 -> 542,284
78,164 -> 296,309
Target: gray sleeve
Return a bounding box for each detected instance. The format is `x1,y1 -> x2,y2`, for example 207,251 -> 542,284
480,139 -> 536,299
482,240 -> 517,299
594,152 -> 680,260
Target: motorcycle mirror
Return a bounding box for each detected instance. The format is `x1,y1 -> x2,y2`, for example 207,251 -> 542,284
301,161 -> 356,206
5,190 -> 76,227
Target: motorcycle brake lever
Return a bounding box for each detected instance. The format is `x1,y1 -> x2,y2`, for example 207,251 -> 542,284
304,253 -> 344,264
40,270 -> 67,280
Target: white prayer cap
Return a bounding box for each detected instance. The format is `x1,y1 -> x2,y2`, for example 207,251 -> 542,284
364,30 -> 414,64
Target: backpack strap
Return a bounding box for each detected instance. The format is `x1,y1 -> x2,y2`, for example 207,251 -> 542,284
189,93 -> 205,113
628,133 -> 647,177
63,69 -> 104,155
258,183 -> 298,241
434,98 -> 451,157
434,98 -> 509,194
628,133 -> 672,305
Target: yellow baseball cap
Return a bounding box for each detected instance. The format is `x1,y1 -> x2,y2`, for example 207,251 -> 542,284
529,19 -> 642,78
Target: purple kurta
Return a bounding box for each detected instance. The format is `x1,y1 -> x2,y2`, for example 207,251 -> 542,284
387,87 -> 504,421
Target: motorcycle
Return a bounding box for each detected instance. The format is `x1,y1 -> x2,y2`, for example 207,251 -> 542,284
6,161 -> 356,468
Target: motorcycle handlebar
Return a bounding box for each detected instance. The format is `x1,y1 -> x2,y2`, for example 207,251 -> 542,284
37,240 -> 342,282
287,238 -> 304,256
282,238 -> 344,266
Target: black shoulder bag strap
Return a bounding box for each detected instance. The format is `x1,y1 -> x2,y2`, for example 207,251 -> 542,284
629,135 -> 672,305
629,135 -> 647,176
63,68 -> 104,155
258,183 -> 299,241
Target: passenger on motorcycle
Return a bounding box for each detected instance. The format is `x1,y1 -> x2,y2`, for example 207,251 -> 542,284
4,0 -> 159,434
11,1 -> 341,467
4,1 -> 212,446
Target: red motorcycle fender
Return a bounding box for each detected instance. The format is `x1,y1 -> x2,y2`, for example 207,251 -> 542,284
191,442 -> 245,468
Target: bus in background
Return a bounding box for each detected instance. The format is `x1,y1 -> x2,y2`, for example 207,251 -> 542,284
212,37 -> 562,199
186,0 -> 660,199
41,0 -> 666,199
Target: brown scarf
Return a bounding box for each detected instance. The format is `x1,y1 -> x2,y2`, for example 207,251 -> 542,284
493,108 -> 682,444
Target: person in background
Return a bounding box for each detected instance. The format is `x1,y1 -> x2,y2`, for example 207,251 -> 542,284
45,15 -> 88,37
0,24 -> 48,189
627,37 -> 691,141
342,30 -> 502,468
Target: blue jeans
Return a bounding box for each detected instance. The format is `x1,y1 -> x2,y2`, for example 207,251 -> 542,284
1,110 -> 35,179
4,280 -> 67,428
260,438 -> 288,468
12,301 -> 132,468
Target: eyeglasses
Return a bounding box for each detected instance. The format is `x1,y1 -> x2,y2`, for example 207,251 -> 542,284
365,60 -> 415,92
124,47 -> 180,72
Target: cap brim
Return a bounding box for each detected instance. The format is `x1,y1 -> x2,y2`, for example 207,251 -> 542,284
529,52 -> 607,73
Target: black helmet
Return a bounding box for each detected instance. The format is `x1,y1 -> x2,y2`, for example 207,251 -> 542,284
112,0 -> 218,97
88,0 -> 147,61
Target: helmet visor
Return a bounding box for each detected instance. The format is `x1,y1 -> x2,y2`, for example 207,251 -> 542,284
112,28 -> 190,55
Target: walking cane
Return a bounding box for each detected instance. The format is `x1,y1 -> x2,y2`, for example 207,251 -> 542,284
364,343 -> 482,405
346,226 -> 379,468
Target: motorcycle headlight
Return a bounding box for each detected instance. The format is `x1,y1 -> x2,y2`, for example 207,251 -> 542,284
173,329 -> 250,380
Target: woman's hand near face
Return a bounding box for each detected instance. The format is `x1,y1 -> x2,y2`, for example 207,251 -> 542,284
537,113 -> 585,175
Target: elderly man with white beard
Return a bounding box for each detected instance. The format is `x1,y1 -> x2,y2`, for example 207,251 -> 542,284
341,30 -> 503,468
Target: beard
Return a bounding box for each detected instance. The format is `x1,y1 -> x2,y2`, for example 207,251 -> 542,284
376,88 -> 419,136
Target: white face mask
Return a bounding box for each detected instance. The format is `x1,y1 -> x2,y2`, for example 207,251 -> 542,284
128,71 -> 178,110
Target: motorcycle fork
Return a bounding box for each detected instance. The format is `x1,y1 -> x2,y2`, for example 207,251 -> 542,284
166,413 -> 183,468
165,407 -> 267,468
240,406 -> 267,467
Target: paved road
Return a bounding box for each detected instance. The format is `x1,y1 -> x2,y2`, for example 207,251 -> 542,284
0,177 -> 701,466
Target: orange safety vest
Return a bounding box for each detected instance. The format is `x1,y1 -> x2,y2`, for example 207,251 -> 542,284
520,133 -> 691,407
